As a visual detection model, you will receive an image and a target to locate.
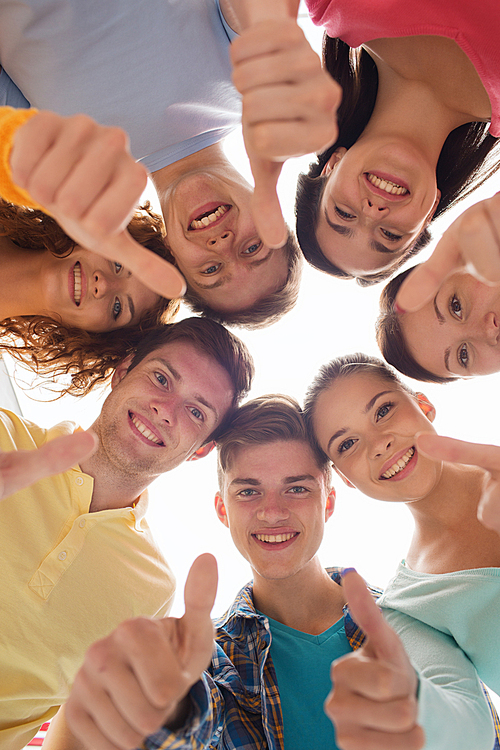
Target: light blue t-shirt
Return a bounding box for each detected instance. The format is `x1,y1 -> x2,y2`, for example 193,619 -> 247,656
0,0 -> 241,172
266,615 -> 352,750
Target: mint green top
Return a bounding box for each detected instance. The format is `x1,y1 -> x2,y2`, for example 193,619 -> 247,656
378,562 -> 500,695
266,615 -> 351,750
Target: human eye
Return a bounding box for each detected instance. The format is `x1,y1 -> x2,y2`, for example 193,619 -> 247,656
189,406 -> 204,422
338,437 -> 356,455
237,488 -> 258,498
381,229 -> 403,242
114,262 -> 123,273
112,297 -> 122,320
376,401 -> 393,420
201,263 -> 221,276
449,295 -> 463,320
243,240 -> 262,255
288,485 -> 309,494
335,205 -> 356,220
457,343 -> 469,369
154,371 -> 168,387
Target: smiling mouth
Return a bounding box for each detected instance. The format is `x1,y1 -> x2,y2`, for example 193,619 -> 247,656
73,262 -> 82,306
254,532 -> 298,544
380,447 -> 415,479
366,173 -> 409,196
129,412 -> 164,446
189,204 -> 230,230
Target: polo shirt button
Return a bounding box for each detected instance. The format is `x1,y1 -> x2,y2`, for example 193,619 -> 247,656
79,518 -> 86,528
58,550 -> 67,561
75,477 -> 84,486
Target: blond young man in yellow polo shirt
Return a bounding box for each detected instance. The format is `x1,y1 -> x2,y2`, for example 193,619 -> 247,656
0,316 -> 253,750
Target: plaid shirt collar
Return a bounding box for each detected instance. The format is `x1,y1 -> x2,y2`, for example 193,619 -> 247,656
214,567 -> 382,651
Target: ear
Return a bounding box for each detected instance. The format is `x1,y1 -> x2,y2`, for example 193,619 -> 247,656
214,492 -> 229,528
325,487 -> 336,521
426,189 -> 441,224
186,441 -> 216,462
111,354 -> 135,389
332,462 -> 356,489
320,147 -> 347,177
416,393 -> 436,423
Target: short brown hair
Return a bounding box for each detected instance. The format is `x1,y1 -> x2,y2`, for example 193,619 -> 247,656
182,230 -> 303,329
376,267 -> 457,384
0,201 -> 180,396
216,393 -> 331,489
128,317 -> 254,441
304,352 -> 415,460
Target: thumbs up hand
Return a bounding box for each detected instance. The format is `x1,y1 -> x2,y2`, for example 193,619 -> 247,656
230,0 -> 341,248
325,569 -> 425,750
11,110 -> 186,300
65,554 -> 218,750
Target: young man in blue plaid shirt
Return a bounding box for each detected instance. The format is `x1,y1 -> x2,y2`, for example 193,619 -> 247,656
60,395 -> 496,750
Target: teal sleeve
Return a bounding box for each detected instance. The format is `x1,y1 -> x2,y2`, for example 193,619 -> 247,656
383,609 -> 495,750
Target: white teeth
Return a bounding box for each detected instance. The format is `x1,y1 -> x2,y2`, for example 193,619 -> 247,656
255,532 -> 296,544
131,415 -> 162,445
73,263 -> 82,305
381,447 -> 415,479
366,173 -> 408,195
189,204 -> 228,230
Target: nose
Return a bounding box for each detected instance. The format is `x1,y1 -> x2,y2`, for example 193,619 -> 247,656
481,312 -> 499,345
369,432 -> 394,459
361,197 -> 389,217
207,230 -> 234,250
256,492 -> 290,523
92,271 -> 114,299
150,397 -> 177,426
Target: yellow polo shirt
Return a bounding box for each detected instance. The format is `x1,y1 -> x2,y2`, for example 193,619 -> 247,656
0,409 -> 175,750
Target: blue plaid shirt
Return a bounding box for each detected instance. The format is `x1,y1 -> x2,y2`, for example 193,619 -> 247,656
143,568 -> 500,750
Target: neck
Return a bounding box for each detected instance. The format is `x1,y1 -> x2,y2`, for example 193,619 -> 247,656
151,142 -> 233,217
405,463 -> 500,572
252,557 -> 346,634
0,238 -> 48,319
80,420 -> 151,513
363,61 -> 474,167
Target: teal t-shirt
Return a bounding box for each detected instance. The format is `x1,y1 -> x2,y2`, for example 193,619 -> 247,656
266,615 -> 352,750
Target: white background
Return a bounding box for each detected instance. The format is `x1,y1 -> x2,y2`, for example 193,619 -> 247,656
3,3 -> 500,710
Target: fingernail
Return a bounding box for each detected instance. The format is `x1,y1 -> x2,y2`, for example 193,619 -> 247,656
342,567 -> 357,577
393,301 -> 405,314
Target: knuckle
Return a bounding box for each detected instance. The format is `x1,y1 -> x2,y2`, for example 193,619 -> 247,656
101,126 -> 130,153
393,697 -> 418,730
373,665 -> 397,699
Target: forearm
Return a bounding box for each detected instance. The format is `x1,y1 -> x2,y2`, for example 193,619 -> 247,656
384,609 -> 495,750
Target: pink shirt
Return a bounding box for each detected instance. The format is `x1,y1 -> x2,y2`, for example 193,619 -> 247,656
306,0 -> 500,136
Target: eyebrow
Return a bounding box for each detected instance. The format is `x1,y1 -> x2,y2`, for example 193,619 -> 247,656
326,390 -> 393,453
127,295 -> 135,323
433,295 -> 453,372
324,209 -> 404,255
193,249 -> 275,291
148,358 -> 219,420
228,474 -> 316,488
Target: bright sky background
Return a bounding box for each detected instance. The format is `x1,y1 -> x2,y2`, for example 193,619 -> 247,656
2,4 -> 500,709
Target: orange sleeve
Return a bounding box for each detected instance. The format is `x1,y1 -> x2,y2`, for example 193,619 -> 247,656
0,106 -> 44,210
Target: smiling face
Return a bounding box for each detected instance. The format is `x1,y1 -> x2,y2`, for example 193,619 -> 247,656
400,273 -> 500,378
164,171 -> 288,312
93,339 -> 234,481
312,372 -> 441,504
316,144 -> 440,277
215,440 -> 334,582
40,247 -> 160,332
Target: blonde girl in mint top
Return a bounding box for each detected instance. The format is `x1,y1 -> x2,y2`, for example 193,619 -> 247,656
305,352 -> 500,696
296,0 -> 500,284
